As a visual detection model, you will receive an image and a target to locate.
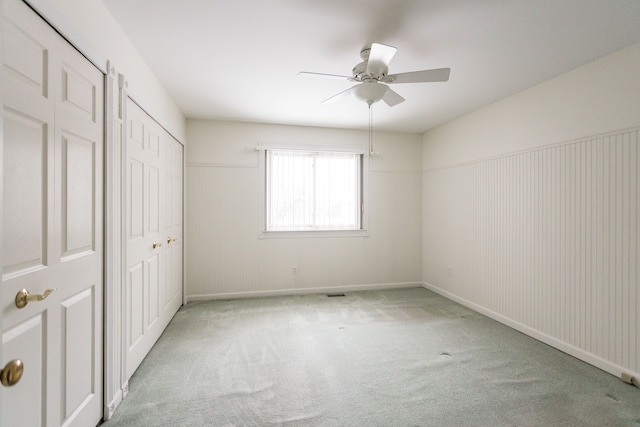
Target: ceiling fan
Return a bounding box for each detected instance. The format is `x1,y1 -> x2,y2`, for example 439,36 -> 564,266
299,43 -> 450,107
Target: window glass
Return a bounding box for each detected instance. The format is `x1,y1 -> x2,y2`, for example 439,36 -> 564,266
265,149 -> 362,232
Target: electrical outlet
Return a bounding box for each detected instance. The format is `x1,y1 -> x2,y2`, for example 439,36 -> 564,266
292,267 -> 298,275
447,267 -> 452,277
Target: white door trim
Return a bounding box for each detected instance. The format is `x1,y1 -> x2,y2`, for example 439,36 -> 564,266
0,0 -> 5,416
21,0 -> 108,74
103,64 -> 125,420
126,87 -> 186,147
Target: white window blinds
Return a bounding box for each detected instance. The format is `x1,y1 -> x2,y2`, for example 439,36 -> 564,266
266,149 -> 362,231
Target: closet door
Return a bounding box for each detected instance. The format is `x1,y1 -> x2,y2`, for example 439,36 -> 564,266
125,99 -> 182,379
1,0 -> 104,426
162,135 -> 183,312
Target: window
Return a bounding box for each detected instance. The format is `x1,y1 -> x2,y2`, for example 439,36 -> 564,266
259,145 -> 368,237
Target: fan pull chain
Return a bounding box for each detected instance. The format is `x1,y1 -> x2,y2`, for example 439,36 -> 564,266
368,104 -> 374,156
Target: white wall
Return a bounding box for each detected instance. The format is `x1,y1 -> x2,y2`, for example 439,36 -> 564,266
186,120 -> 422,299
423,43 -> 640,169
47,0 -> 186,140
422,43 -> 640,379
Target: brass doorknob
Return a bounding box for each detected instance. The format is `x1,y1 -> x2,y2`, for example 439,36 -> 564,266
1,359 -> 24,387
15,288 -> 56,309
152,241 -> 162,249
167,237 -> 177,244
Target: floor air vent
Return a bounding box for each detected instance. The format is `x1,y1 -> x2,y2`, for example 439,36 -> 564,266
327,293 -> 346,297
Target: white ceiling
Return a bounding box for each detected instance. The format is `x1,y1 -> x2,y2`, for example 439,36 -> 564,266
102,0 -> 640,134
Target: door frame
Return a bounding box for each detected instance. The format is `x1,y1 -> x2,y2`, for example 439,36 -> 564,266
0,0 -> 5,416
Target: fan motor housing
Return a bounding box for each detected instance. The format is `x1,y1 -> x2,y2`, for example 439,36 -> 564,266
352,61 -> 388,81
352,61 -> 367,80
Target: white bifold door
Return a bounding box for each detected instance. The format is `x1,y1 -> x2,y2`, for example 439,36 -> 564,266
125,98 -> 183,380
1,0 -> 104,426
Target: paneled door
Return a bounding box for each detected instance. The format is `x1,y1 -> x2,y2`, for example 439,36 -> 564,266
125,98 -> 182,380
1,0 -> 104,426
163,116 -> 183,318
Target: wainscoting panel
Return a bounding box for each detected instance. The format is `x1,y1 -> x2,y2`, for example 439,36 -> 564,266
423,128 -> 639,377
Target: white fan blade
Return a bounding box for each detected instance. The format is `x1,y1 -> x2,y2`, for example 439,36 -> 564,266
382,88 -> 405,107
383,68 -> 450,84
366,43 -> 397,78
321,85 -> 357,104
298,71 -> 356,81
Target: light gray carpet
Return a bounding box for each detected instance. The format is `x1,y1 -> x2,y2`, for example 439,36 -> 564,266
104,288 -> 640,426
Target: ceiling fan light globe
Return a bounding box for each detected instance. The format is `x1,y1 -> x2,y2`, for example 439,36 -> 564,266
354,82 -> 389,105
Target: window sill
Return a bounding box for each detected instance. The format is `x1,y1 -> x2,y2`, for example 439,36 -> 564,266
258,229 -> 369,239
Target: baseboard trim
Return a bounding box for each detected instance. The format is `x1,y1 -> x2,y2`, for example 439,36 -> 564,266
422,282 -> 640,383
185,282 -> 422,303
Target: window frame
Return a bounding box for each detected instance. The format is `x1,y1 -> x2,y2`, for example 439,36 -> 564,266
258,143 -> 369,239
